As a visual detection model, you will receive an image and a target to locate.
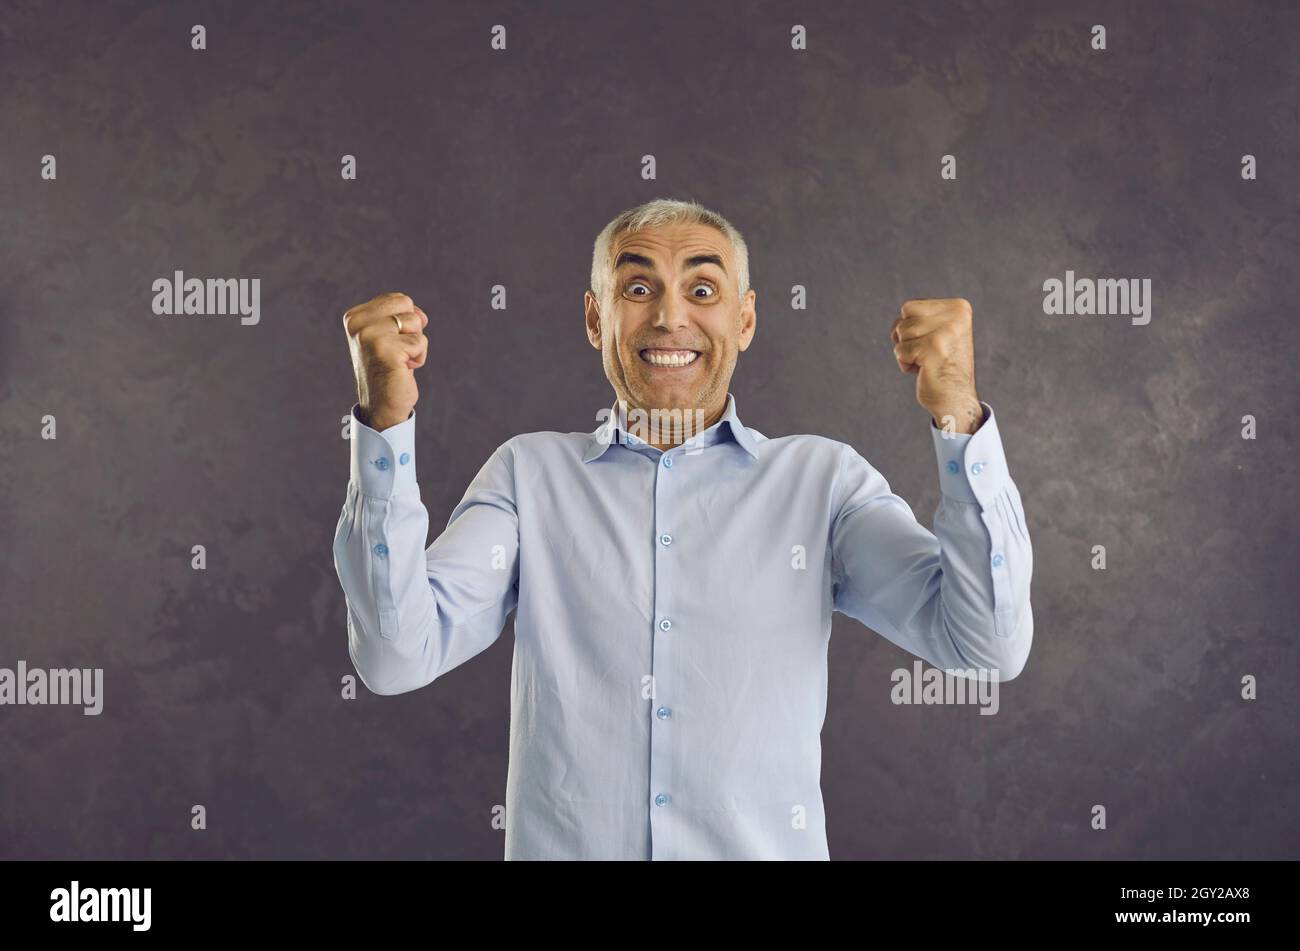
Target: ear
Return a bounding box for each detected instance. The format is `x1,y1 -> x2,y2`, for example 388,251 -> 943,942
736,287 -> 757,352
583,290 -> 603,349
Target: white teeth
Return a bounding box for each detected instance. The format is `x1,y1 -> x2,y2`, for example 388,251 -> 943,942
643,350 -> 699,367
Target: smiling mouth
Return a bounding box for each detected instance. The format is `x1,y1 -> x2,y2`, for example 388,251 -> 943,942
639,348 -> 701,368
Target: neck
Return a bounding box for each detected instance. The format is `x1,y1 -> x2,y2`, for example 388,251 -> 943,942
615,393 -> 729,452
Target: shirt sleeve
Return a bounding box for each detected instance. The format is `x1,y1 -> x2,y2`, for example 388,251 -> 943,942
332,403 -> 520,695
829,401 -> 1033,680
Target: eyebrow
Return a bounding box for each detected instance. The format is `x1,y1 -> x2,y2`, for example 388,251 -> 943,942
614,251 -> 727,275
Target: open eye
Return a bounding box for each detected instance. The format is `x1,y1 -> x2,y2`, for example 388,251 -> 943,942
692,282 -> 716,298
625,281 -> 652,298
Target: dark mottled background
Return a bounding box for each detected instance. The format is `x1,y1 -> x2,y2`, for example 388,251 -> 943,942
1,0 -> 1297,860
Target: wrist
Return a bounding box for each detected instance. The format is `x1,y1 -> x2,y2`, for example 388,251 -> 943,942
360,404 -> 411,431
929,397 -> 983,434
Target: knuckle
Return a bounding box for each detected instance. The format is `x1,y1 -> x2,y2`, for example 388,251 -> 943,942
358,324 -> 388,348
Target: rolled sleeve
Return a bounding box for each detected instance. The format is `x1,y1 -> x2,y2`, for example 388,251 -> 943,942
350,403 -> 417,499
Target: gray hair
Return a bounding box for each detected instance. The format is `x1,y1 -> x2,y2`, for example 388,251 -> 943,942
590,198 -> 750,312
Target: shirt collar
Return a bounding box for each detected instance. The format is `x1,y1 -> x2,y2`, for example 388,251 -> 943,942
582,392 -> 760,463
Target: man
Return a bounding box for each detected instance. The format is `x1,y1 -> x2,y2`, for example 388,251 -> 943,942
333,198 -> 1033,860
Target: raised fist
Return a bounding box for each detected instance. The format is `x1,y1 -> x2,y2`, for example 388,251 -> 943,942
342,292 -> 429,431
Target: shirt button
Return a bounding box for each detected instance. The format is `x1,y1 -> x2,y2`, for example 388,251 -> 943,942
654,793 -> 670,807
992,553 -> 1004,567
373,543 -> 389,557
656,706 -> 671,719
970,461 -> 985,475
658,618 -> 673,632
662,456 -> 673,468
399,452 -> 410,465
946,460 -> 959,474
659,533 -> 673,546
375,457 -> 391,471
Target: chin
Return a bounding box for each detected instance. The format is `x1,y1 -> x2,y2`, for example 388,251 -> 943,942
642,382 -> 701,404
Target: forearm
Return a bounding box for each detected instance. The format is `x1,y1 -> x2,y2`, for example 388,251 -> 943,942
334,407 -> 442,694
927,402 -> 1033,678
831,402 -> 1034,682
333,405 -> 522,695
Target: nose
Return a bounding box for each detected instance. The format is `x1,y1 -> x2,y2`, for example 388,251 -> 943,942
651,293 -> 691,334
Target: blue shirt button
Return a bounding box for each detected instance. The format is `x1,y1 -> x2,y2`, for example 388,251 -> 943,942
970,462 -> 984,475
992,553 -> 1004,567
399,452 -> 410,465
654,793 -> 669,807
946,460 -> 959,474
660,533 -> 673,546
375,457 -> 391,471
658,618 -> 673,632
373,543 -> 389,557
662,456 -> 673,468
656,706 -> 671,719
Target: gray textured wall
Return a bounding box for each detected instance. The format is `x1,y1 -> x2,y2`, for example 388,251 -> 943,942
1,0 -> 1297,860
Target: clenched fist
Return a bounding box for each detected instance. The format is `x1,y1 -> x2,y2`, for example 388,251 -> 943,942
890,297 -> 984,434
342,292 -> 429,431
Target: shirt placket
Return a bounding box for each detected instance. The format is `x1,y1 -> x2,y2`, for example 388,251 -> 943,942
648,445 -> 679,861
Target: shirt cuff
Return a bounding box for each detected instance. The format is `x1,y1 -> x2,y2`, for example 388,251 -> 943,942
349,403 -> 417,499
929,401 -> 1009,505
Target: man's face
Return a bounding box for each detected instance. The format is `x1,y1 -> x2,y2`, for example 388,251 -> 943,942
584,222 -> 756,421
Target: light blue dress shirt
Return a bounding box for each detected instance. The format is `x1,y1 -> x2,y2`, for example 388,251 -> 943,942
333,392 -> 1033,860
